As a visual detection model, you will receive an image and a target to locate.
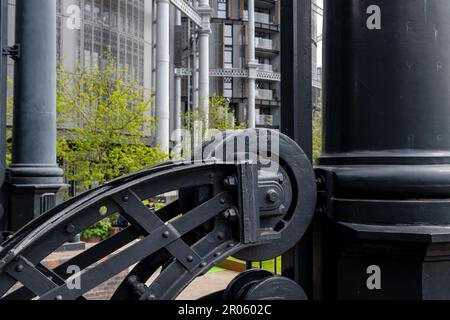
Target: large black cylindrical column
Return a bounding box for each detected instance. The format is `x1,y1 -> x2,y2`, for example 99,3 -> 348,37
8,0 -> 65,231
320,0 -> 450,299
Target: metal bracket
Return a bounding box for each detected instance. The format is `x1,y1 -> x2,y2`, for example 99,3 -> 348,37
2,44 -> 20,60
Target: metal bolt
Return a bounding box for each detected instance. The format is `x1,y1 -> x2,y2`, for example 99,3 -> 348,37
65,224 -> 76,234
316,176 -> 325,187
55,295 -> 63,301
279,205 -> 287,215
122,196 -> 130,202
214,252 -> 221,257
162,231 -> 170,239
15,265 -> 24,273
187,256 -> 194,263
278,173 -> 284,183
220,199 -> 227,205
267,189 -> 280,203
223,176 -> 237,186
200,262 -> 207,268
147,294 -> 156,300
228,243 -> 235,248
315,206 -> 326,215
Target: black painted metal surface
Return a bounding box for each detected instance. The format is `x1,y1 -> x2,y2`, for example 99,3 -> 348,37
0,130 -> 316,300
319,0 -> 450,300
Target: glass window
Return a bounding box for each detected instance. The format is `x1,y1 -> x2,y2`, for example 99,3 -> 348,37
224,47 -> 233,68
217,0 -> 227,19
224,77 -> 232,97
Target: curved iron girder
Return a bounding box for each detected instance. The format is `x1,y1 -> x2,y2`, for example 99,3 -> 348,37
0,130 -> 316,300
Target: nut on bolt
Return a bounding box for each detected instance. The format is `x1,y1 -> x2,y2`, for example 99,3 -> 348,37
267,189 -> 280,203
223,176 -> 237,187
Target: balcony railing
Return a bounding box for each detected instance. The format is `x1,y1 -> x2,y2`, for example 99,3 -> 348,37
243,11 -> 273,24
257,115 -> 274,127
255,37 -> 273,50
256,88 -> 273,100
257,63 -> 273,72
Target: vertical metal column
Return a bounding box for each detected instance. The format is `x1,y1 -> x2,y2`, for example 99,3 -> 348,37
174,10 -> 183,158
9,0 -> 65,231
197,0 -> 211,130
156,0 -> 171,154
280,0 -> 315,299
0,0 -> 8,242
247,0 -> 257,129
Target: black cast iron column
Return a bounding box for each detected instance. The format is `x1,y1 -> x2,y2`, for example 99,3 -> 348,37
320,0 -> 450,299
8,0 -> 65,231
0,0 -> 8,242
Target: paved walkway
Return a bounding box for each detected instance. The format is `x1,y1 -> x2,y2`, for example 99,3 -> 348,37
177,270 -> 238,300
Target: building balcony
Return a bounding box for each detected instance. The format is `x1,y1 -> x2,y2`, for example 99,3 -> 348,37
255,37 -> 273,50
257,63 -> 273,72
243,11 -> 272,24
257,115 -> 274,127
256,88 -> 274,100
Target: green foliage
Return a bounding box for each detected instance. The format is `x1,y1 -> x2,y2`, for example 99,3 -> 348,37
183,94 -> 246,138
57,54 -> 168,191
81,219 -> 112,241
313,98 -> 323,165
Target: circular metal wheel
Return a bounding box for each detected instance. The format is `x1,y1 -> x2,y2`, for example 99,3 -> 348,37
194,129 -> 317,261
223,269 -> 273,300
244,276 -> 308,300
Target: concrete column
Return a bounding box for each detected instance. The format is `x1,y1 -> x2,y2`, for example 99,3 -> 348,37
155,0 -> 170,154
247,0 -> 258,129
174,10 -> 182,154
9,0 -> 65,231
197,0 -> 212,131
192,34 -> 199,112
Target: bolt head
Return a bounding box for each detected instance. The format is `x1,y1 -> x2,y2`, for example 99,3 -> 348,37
122,196 -> 130,202
187,256 -> 194,263
267,189 -> 280,203
65,225 -> 76,234
55,295 -> 63,301
15,265 -> 24,273
162,231 -> 171,239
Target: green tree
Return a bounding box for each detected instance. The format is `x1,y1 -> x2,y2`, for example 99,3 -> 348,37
57,56 -> 168,192
313,97 -> 323,164
184,94 -> 246,136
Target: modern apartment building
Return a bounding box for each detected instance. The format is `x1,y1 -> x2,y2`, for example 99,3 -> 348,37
6,0 -> 153,97
5,0 -> 322,147
176,0 -> 282,130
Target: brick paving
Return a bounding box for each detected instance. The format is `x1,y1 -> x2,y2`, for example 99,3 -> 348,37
41,247 -> 237,300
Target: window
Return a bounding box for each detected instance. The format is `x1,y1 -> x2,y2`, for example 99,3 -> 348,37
217,0 -> 227,19
224,77 -> 233,98
224,24 -> 233,46
224,47 -> 233,69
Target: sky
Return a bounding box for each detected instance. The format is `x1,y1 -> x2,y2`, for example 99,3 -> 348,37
316,0 -> 323,68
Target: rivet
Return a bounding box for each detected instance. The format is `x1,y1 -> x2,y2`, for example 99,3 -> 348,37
214,252 -> 221,257
147,294 -> 156,300
220,199 -> 226,205
200,262 -> 207,268
122,196 -> 130,202
187,256 -> 194,263
15,265 -> 24,273
162,231 -> 170,239
228,243 -> 235,248
55,295 -> 63,301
